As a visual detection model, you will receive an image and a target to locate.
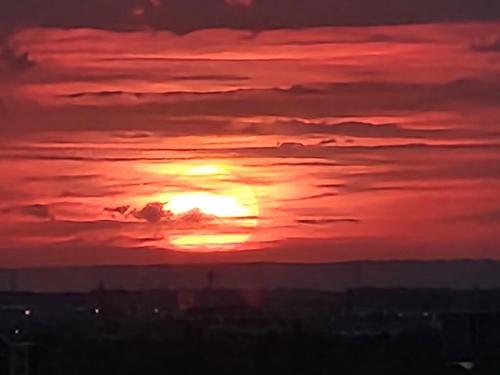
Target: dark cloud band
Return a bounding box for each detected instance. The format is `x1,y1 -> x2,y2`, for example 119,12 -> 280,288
1,0 -> 499,34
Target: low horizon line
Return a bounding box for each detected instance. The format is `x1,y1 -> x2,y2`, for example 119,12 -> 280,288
2,258 -> 499,271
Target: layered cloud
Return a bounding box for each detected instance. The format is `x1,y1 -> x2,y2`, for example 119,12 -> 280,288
0,5 -> 499,265
1,23 -> 498,140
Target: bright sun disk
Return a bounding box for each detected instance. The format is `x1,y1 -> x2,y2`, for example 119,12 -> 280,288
155,164 -> 259,250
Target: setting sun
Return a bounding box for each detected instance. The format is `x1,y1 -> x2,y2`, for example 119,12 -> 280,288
154,164 -> 260,250
166,192 -> 250,218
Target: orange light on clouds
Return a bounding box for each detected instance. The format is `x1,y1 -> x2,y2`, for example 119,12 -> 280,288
166,192 -> 249,218
150,164 -> 259,250
3,15 -> 500,266
170,234 -> 251,249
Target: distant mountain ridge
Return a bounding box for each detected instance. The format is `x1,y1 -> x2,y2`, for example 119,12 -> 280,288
1,260 -> 500,293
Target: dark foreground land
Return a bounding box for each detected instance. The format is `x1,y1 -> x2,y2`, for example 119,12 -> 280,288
2,288 -> 500,374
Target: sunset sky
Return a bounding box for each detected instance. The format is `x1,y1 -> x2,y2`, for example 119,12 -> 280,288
1,0 -> 499,267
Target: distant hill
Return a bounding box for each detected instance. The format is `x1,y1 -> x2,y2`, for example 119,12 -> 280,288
1,260 -> 500,293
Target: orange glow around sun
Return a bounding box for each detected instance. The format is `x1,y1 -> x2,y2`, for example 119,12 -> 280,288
167,192 -> 250,218
156,164 -> 260,251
